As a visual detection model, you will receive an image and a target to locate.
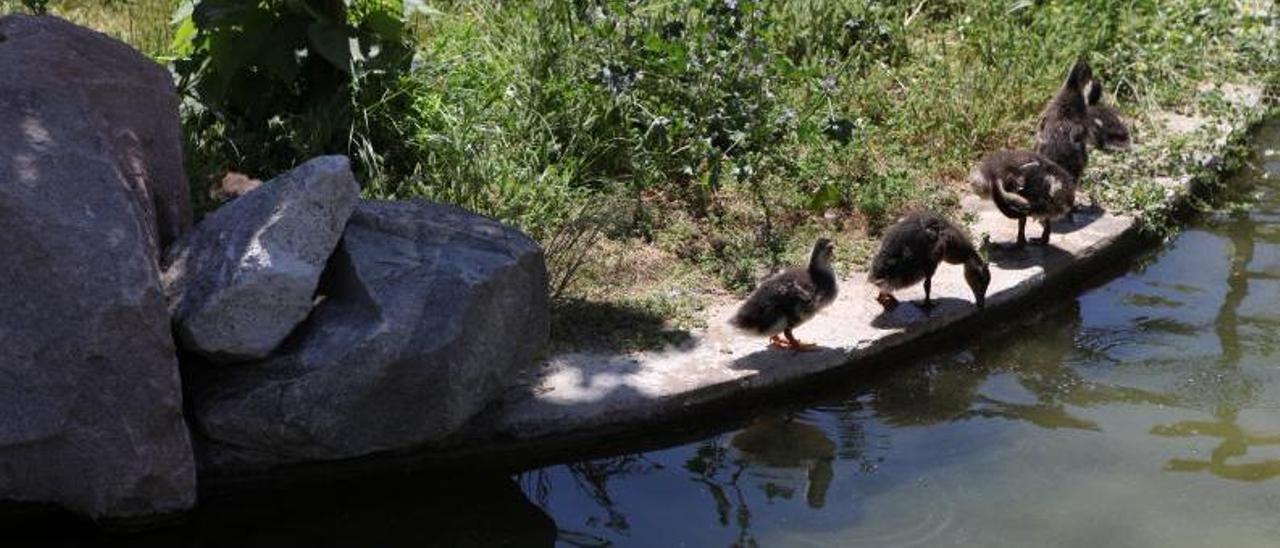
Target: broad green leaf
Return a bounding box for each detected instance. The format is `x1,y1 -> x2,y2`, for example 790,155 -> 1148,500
193,0 -> 258,28
362,9 -> 404,43
170,15 -> 198,57
808,182 -> 842,212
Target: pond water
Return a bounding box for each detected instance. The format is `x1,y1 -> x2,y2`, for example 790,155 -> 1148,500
526,119 -> 1280,547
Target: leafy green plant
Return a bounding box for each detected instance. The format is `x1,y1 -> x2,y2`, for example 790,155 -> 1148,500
172,0 -> 421,183
21,0 -> 49,13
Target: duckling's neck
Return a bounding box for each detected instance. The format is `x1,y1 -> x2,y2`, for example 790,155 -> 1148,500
808,257 -> 837,295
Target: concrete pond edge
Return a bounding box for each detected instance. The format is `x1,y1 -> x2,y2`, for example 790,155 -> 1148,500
196,88 -> 1276,497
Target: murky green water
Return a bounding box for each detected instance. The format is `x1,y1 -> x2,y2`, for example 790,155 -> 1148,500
526,119 -> 1280,547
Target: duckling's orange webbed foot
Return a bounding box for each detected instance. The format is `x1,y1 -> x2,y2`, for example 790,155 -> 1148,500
768,334 -> 789,349
784,329 -> 818,352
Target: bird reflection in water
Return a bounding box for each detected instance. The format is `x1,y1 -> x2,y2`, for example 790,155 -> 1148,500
730,416 -> 837,509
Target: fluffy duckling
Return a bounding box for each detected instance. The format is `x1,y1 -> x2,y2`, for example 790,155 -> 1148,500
1036,59 -> 1094,148
869,211 -> 990,311
1085,86 -> 1131,151
1086,104 -> 1130,150
970,149 -> 1078,247
731,238 -> 838,350
1035,59 -> 1095,180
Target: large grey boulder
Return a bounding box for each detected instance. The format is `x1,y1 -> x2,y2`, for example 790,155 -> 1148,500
189,200 -> 548,463
162,156 -> 360,363
0,15 -> 195,520
0,15 -> 192,252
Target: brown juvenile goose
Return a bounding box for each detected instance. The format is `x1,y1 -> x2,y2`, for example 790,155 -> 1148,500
730,238 -> 838,350
868,211 -> 990,311
970,146 -> 1079,247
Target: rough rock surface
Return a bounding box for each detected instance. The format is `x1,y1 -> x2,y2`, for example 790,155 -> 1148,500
189,200 -> 549,463
0,15 -> 195,520
0,14 -> 191,252
163,156 -> 359,362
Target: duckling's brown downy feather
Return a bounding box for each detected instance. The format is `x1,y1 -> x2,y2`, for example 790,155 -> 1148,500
868,211 -> 990,308
1036,60 -> 1094,179
1037,59 -> 1093,142
731,239 -> 838,337
1086,104 -> 1131,151
972,150 -> 1077,222
868,212 -> 946,291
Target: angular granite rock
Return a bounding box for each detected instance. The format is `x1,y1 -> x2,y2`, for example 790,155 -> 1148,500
190,200 -> 549,463
0,15 -> 195,521
163,156 -> 360,363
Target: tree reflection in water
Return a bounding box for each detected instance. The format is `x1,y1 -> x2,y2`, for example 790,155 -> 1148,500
524,454 -> 662,546
1150,194 -> 1280,481
869,300 -> 1178,433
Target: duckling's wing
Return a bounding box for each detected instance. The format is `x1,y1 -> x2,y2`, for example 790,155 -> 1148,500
1011,162 -> 1054,202
770,271 -> 825,323
732,269 -> 816,332
870,223 -> 940,287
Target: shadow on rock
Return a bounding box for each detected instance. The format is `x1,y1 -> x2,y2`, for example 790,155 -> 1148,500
550,298 -> 694,354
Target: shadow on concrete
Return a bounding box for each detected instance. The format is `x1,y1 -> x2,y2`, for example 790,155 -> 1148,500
549,297 -> 694,354
981,207 -> 1104,259
1053,203 -> 1106,235
869,297 -> 975,329
985,242 -> 1076,270
726,345 -> 844,374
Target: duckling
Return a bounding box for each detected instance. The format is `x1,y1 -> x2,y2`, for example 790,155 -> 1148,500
1035,59 -> 1095,181
868,211 -> 990,311
730,238 -> 838,350
970,148 -> 1077,247
1084,84 -> 1131,151
1036,59 -> 1094,149
1086,103 -> 1131,150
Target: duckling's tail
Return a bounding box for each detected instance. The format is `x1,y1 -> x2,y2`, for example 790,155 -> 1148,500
986,171 -> 1032,218
729,301 -> 771,335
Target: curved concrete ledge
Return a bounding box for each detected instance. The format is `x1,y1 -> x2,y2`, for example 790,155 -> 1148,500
196,84 -> 1269,491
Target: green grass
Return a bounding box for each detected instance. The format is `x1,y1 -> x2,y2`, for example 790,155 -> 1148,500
2,0 -> 179,57
13,0 -> 1277,352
